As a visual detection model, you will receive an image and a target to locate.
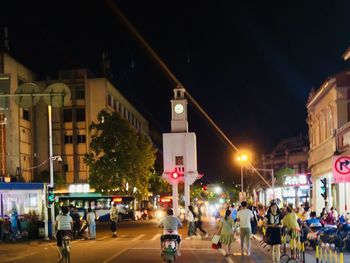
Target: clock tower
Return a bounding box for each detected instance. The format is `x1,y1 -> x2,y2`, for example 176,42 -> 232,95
171,86 -> 188,132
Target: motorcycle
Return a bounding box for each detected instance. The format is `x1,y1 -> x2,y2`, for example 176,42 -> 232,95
335,223 -> 350,251
161,230 -> 179,263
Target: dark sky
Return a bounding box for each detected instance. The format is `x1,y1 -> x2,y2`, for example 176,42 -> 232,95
2,0 -> 350,184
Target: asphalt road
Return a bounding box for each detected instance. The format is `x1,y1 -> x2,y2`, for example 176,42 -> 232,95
1,217 -> 345,263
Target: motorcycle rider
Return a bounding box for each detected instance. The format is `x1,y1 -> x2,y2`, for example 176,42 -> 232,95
159,208 -> 183,256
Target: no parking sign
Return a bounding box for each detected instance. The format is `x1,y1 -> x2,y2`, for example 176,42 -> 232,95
333,156 -> 350,183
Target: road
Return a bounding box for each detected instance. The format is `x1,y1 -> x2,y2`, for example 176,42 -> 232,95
1,217 -> 345,263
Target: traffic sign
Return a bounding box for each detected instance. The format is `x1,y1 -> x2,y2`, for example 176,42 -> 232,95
333,156 -> 350,183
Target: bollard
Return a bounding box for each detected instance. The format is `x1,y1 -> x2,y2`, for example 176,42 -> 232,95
301,242 -> 305,263
316,245 -> 319,263
333,249 -> 338,263
320,244 -> 323,263
325,243 -> 329,263
339,252 -> 344,263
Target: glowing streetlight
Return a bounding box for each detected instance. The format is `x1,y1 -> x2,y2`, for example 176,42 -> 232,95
236,152 -> 250,201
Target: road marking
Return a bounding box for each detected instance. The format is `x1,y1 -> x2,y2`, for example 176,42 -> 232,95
151,233 -> 161,241
3,252 -> 38,263
98,235 -> 109,241
219,249 -> 234,263
132,234 -> 145,241
101,248 -> 128,263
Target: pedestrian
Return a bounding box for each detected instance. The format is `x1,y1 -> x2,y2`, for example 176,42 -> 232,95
110,203 -> 118,237
71,207 -> 81,239
236,201 -> 254,256
87,208 -> 96,240
230,204 -> 237,222
264,202 -> 282,263
186,205 -> 197,239
217,209 -> 235,257
195,204 -> 209,238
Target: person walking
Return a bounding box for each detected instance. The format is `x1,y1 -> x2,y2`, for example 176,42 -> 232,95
186,205 -> 197,239
87,208 -> 96,240
237,201 -> 254,256
217,209 -> 235,256
195,204 -> 209,238
264,202 -> 282,263
110,203 -> 118,237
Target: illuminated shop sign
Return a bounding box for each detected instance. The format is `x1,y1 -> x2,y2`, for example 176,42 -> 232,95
68,184 -> 90,193
284,174 -> 308,186
113,197 -> 123,203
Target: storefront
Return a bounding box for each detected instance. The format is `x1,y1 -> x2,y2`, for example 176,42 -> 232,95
0,183 -> 46,218
282,173 -> 311,208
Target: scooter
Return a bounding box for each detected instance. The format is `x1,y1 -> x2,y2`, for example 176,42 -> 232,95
161,230 -> 179,263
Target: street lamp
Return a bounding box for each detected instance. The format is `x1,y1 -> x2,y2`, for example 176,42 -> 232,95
236,153 -> 249,201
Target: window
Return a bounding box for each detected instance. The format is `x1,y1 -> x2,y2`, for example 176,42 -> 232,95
75,86 -> 85,99
76,108 -> 85,122
175,156 -> 184,165
77,135 -> 86,143
64,135 -> 73,144
64,109 -> 72,122
22,109 -> 30,121
107,94 -> 113,107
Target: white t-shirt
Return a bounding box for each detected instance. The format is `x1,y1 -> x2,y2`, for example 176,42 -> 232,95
237,208 -> 253,229
56,214 -> 73,230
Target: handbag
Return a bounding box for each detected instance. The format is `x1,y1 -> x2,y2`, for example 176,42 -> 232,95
212,242 -> 222,249
211,234 -> 220,245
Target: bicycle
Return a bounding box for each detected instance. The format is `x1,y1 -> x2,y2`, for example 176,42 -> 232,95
60,235 -> 71,263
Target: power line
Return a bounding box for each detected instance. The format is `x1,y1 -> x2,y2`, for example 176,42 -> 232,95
105,0 -> 272,188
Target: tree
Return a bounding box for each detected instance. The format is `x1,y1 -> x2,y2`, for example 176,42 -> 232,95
84,110 -> 157,197
275,167 -> 295,186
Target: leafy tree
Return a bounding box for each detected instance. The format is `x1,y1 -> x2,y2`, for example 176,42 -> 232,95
84,110 -> 157,197
275,167 -> 294,186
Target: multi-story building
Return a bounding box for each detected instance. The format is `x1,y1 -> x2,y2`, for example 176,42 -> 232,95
259,135 -> 309,206
35,69 -> 149,187
0,52 -> 36,182
0,53 -> 150,190
307,70 -> 350,215
262,134 -> 309,173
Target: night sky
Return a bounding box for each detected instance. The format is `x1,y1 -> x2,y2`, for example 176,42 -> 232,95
2,0 -> 350,184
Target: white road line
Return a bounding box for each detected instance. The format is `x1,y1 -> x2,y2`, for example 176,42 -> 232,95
131,234 -> 145,241
101,248 -> 128,263
3,252 -> 38,263
219,249 -> 234,263
151,233 -> 161,241
98,236 -> 109,241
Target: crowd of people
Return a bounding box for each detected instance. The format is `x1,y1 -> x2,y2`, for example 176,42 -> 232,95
213,200 -> 349,262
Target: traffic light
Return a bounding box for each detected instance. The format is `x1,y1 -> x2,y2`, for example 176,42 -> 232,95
171,171 -> 179,179
320,178 -> 327,200
202,185 -> 207,191
47,186 -> 55,205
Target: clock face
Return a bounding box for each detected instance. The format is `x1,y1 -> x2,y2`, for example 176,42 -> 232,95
174,103 -> 184,114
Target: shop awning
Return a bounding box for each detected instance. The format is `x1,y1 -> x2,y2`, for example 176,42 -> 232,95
0,182 -> 45,190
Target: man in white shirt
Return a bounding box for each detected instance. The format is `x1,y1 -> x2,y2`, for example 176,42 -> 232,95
55,206 -> 73,260
236,201 -> 254,256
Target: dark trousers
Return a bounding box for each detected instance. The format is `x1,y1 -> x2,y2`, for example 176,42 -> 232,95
195,221 -> 206,234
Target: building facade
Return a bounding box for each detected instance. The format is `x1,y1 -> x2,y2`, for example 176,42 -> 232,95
0,52 -> 36,182
35,69 -> 150,187
0,53 -> 150,190
307,70 -> 350,215
259,135 -> 309,206
262,134 -> 309,173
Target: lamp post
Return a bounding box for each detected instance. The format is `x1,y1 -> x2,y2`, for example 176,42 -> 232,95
236,154 -> 248,201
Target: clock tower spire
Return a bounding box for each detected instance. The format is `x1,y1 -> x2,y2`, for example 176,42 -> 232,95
171,86 -> 188,132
